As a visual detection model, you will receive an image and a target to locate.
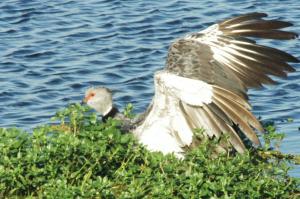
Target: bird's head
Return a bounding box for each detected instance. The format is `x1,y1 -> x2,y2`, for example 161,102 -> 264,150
83,87 -> 113,116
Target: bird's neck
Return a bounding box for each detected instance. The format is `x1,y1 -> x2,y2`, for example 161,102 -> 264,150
102,106 -> 119,122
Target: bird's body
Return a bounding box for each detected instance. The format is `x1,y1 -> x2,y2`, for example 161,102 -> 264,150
84,13 -> 298,158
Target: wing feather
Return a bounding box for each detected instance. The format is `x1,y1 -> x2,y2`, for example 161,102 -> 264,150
212,95 -> 260,146
225,20 -> 293,30
219,35 -> 299,63
138,13 -> 298,156
203,106 -> 246,153
223,29 -> 297,40
213,87 -> 263,139
164,13 -> 297,150
219,12 -> 268,27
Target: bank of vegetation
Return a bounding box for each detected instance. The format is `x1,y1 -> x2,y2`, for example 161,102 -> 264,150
0,104 -> 299,198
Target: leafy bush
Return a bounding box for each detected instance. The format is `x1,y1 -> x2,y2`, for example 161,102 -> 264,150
0,104 -> 299,198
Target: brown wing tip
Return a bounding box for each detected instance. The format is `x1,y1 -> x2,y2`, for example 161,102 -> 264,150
287,55 -> 300,63
220,12 -> 268,26
290,32 -> 298,39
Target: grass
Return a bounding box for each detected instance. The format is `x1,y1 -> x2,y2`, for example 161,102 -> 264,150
0,103 -> 299,198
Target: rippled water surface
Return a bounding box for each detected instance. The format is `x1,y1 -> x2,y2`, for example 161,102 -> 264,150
1,0 -> 299,176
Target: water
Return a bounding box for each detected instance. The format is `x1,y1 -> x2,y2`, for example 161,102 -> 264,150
0,0 -> 299,176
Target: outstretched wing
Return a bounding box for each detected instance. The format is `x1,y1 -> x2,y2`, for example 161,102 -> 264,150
166,13 -> 298,96
161,13 -> 298,153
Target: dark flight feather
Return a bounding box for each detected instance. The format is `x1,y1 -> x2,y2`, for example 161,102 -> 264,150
220,12 -> 268,27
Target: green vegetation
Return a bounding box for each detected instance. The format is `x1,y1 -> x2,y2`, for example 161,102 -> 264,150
0,103 -> 299,198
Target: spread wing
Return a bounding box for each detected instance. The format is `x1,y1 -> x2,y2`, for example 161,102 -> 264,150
166,13 -> 298,97
136,13 -> 298,155
163,12 -> 298,152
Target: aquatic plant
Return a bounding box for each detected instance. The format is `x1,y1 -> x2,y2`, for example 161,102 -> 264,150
0,103 -> 299,198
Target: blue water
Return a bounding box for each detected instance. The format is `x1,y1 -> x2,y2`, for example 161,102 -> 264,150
0,0 -> 299,176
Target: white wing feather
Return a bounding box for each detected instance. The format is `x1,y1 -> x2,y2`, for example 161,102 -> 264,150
158,72 -> 213,106
134,71 -> 213,157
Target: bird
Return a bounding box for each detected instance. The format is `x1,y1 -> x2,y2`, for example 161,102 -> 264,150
83,13 -> 299,158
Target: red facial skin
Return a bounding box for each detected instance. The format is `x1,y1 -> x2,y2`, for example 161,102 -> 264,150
84,92 -> 95,103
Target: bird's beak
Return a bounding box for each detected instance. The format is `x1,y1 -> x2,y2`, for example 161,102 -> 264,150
82,97 -> 88,104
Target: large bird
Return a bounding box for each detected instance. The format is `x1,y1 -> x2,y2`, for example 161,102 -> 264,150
84,13 -> 298,158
